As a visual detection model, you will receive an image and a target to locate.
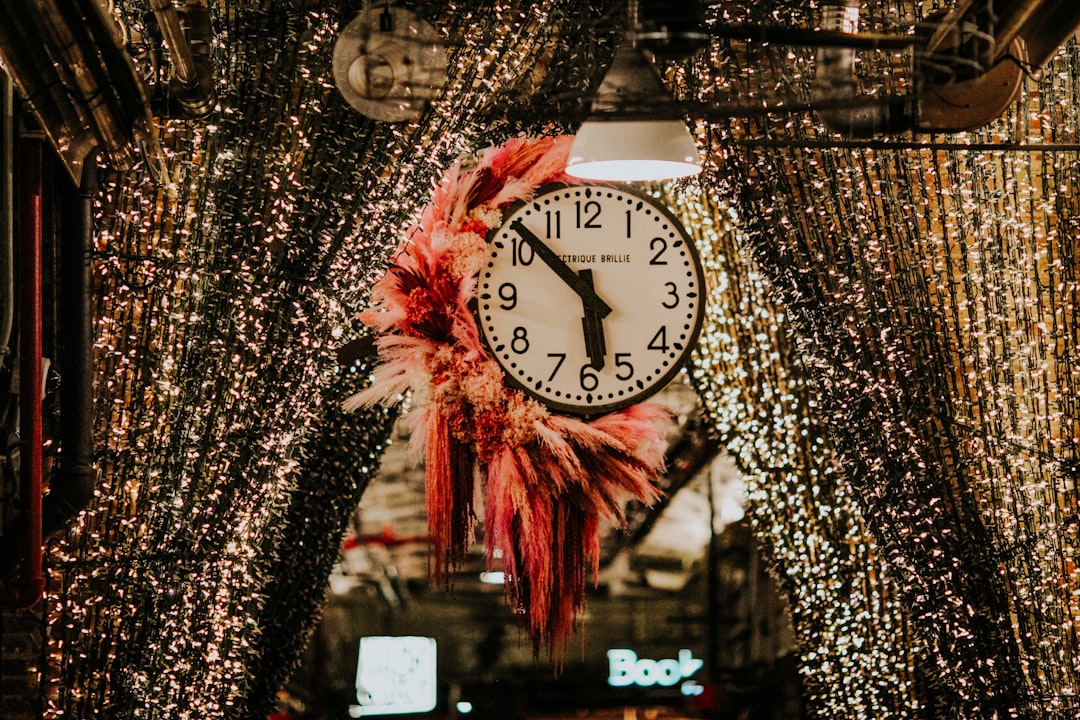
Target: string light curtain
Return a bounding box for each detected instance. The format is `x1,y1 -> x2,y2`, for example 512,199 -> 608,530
690,1 -> 1080,717
34,0 -> 1080,718
667,183 -> 925,718
42,1 -> 616,718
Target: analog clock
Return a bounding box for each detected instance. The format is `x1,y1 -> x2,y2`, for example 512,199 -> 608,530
477,184 -> 706,416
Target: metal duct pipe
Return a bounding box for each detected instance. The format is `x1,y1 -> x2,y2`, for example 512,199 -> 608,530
989,0 -> 1050,62
813,0 -> 915,137
0,4 -> 98,183
814,0 -> 1080,136
916,0 -> 1035,132
0,0 -> 154,183
149,0 -> 198,86
1,75 -> 14,369
42,156 -> 98,538
32,0 -> 137,170
991,0 -> 1080,70
150,0 -> 217,118
0,138 -> 45,609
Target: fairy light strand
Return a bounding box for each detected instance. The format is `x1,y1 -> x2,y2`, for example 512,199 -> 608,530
688,1 -> 1080,717
31,1 -> 1080,718
665,182 -> 923,719
41,1 -> 620,719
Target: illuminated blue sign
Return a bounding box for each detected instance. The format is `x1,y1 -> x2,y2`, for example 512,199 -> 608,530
607,648 -> 704,690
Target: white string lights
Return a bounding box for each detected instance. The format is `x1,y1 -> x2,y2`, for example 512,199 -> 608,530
30,1 -> 1080,718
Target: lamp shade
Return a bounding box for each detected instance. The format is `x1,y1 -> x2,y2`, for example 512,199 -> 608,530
566,119 -> 701,181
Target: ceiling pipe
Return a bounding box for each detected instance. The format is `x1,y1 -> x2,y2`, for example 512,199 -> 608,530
0,3 -> 99,184
43,155 -> 99,538
148,0 -> 217,118
1000,0 -> 1080,70
815,0 -> 1080,136
32,0 -> 139,170
813,0 -> 916,137
0,0 -> 152,184
987,0 -> 1047,63
1,137 -> 45,609
931,0 -> 1080,74
1,76 -> 14,371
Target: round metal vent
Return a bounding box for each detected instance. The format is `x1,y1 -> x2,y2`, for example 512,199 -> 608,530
332,5 -> 447,122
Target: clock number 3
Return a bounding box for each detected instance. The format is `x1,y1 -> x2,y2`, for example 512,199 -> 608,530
662,282 -> 679,309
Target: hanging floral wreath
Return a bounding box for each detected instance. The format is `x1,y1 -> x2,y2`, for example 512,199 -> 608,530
346,135 -> 672,657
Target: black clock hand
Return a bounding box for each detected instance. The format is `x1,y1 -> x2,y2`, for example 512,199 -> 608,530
509,219 -> 612,318
578,269 -> 607,370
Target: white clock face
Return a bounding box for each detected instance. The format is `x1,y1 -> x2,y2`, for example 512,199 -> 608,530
477,184 -> 706,416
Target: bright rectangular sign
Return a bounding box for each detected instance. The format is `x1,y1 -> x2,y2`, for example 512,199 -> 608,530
607,648 -> 703,690
351,636 -> 437,716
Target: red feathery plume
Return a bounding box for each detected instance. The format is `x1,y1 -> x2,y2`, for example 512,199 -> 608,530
348,135 -> 673,659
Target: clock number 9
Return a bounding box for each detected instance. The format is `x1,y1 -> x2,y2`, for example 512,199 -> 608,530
498,282 -> 517,310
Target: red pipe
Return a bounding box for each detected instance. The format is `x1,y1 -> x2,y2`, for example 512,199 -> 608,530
2,137 -> 45,609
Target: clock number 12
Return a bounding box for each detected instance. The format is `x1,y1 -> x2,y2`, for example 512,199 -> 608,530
576,201 -> 601,229
549,202 -> 601,236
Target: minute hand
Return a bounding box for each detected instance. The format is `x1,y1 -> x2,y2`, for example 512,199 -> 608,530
510,219 -> 612,317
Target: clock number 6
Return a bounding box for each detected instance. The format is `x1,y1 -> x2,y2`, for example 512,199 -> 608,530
579,363 -> 599,391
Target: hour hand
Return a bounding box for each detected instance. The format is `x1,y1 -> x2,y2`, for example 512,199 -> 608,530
510,219 -> 611,317
579,269 -> 606,370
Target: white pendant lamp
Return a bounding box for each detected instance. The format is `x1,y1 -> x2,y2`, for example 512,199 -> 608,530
567,43 -> 700,182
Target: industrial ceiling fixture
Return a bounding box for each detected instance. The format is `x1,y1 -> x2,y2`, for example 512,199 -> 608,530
566,1 -> 705,182
566,42 -> 701,182
0,0 -> 154,183
566,0 -> 1080,153
332,3 -> 448,123
808,0 -> 1080,137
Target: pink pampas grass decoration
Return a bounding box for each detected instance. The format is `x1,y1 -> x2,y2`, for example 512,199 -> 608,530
347,135 -> 673,659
